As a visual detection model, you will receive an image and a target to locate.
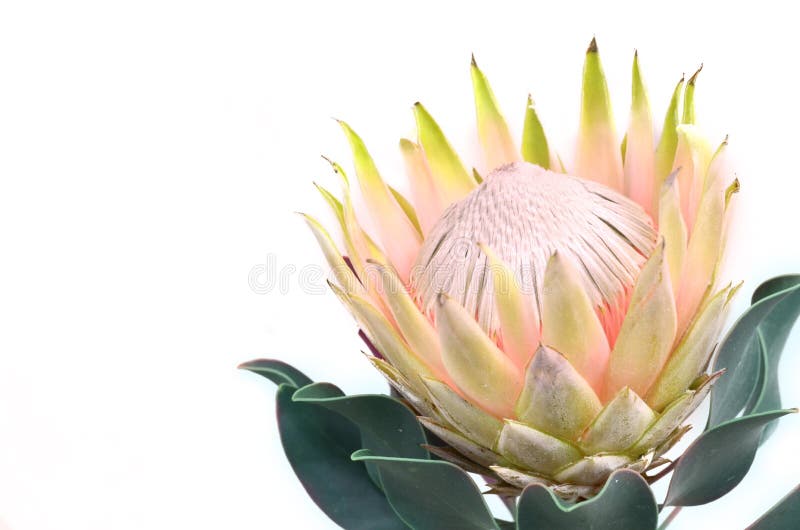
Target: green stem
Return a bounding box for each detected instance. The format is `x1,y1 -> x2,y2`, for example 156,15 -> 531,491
657,506 -> 683,530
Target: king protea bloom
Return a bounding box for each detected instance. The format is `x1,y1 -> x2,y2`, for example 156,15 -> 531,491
303,39 -> 739,498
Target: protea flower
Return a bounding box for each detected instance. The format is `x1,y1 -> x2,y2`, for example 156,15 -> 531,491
303,39 -> 738,498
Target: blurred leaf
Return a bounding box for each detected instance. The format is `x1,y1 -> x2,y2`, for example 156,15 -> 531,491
353,449 -> 498,530
239,358 -> 312,388
516,469 -> 657,530
664,409 -> 796,506
748,484 -> 800,529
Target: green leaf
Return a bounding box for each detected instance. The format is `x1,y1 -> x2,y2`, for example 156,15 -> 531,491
352,449 -> 499,530
742,333 -> 767,417
663,409 -> 796,507
746,276 -> 800,442
293,382 -> 428,460
275,384 -> 407,530
708,278 -> 800,427
516,469 -> 657,530
238,358 -> 312,388
752,275 -> 800,303
748,484 -> 800,529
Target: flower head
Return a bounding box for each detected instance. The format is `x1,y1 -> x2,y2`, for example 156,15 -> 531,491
304,39 -> 738,497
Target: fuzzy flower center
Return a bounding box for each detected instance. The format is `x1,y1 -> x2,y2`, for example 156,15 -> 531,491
411,161 -> 657,333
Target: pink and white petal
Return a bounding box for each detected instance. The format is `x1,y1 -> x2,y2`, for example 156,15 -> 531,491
479,242 -> 539,368
658,174 -> 687,298
399,138 -> 444,236
672,124 -> 712,231
624,52 -> 656,216
300,212 -> 364,296
676,174 -> 725,335
605,240 -> 677,399
576,38 -> 623,191
541,253 -> 610,393
435,293 -> 523,417
413,102 -> 477,209
471,56 -> 520,171
338,121 -> 422,282
369,259 -> 447,378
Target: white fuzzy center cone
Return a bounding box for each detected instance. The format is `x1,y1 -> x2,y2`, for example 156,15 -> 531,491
412,162 -> 657,332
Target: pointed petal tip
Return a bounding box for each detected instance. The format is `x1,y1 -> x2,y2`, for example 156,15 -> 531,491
726,178 -> 741,204
688,63 -> 703,85
588,36 -> 598,53
320,155 -> 346,178
728,280 -> 744,301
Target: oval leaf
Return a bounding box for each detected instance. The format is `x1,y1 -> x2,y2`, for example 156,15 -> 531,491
352,449 -> 499,530
516,469 -> 658,530
275,384 -> 407,530
664,409 -> 796,507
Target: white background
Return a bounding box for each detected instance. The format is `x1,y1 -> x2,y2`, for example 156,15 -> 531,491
1,1 -> 799,529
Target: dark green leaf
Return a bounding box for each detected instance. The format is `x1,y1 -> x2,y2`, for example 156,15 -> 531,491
293,382 -> 428,460
238,358 -> 312,388
748,484 -> 800,529
709,279 -> 800,427
752,275 -> 800,304
747,279 -> 800,441
742,334 -> 767,416
664,409 -> 796,507
275,384 -> 407,530
352,449 -> 499,530
516,469 -> 657,530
